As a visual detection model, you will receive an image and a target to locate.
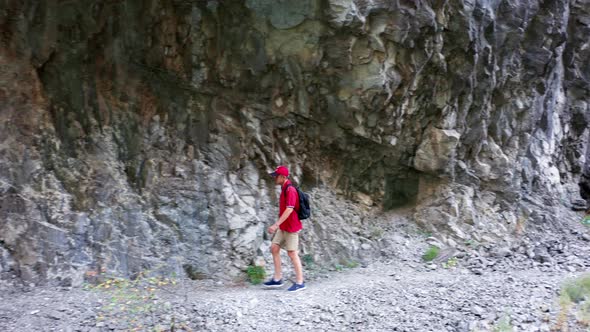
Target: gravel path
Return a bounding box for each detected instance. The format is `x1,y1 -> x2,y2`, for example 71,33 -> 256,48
167,263 -> 584,332
2,216 -> 589,332
0,259 -> 587,332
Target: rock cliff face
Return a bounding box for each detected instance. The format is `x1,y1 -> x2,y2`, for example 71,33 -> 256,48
0,0 -> 588,285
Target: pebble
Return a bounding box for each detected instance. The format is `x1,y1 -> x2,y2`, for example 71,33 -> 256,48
46,311 -> 63,320
471,306 -> 485,316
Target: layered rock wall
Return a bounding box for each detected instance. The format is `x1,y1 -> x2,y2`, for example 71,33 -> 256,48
0,0 -> 588,285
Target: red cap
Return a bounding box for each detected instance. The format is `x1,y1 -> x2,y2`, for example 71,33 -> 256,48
270,165 -> 289,177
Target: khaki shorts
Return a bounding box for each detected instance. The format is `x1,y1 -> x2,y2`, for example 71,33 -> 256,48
271,229 -> 299,251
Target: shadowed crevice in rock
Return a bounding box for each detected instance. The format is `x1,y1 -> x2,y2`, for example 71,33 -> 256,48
383,173 -> 419,210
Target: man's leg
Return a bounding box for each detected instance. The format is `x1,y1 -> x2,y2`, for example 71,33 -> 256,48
287,250 -> 304,284
271,243 -> 282,281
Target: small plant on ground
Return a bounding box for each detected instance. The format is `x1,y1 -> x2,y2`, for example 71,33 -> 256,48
334,259 -> 359,271
369,226 -> 384,239
563,275 -> 590,303
581,211 -> 590,226
555,274 -> 590,330
345,260 -> 359,268
422,246 -> 440,262
493,314 -> 512,332
246,266 -> 266,285
417,229 -> 433,238
84,268 -> 178,331
442,257 -> 458,269
302,254 -> 314,267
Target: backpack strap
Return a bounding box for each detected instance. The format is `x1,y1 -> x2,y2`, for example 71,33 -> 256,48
283,184 -> 298,207
283,184 -> 292,198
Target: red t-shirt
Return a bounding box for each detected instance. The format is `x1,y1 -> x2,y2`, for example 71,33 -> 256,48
279,180 -> 302,232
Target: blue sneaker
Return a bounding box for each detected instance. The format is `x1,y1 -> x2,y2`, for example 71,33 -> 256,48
287,282 -> 306,292
263,278 -> 284,288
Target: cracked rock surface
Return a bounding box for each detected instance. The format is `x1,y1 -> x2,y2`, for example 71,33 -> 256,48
0,0 -> 588,287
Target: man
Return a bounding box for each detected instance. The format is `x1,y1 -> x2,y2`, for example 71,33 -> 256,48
263,165 -> 306,292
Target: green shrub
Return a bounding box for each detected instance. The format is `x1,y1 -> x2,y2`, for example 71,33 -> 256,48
417,230 -> 433,238
562,274 -> 590,303
422,246 -> 440,262
302,254 -> 314,267
556,274 -> 590,329
493,315 -> 512,332
246,266 -> 266,285
345,260 -> 359,268
334,260 -> 359,271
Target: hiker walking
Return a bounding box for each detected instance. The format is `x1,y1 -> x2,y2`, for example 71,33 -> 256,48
264,165 -> 306,292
